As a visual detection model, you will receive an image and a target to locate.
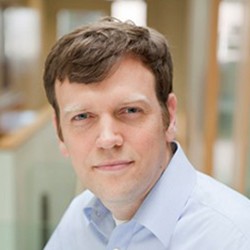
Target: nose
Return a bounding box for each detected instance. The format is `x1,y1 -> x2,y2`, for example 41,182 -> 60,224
96,115 -> 123,149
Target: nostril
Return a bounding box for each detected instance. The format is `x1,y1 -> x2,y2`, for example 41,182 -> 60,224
96,133 -> 123,149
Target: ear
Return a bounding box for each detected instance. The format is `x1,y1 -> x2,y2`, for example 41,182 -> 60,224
52,112 -> 69,158
165,93 -> 177,142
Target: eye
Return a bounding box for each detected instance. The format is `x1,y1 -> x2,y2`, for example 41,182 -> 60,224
73,113 -> 90,121
120,107 -> 144,117
125,107 -> 141,114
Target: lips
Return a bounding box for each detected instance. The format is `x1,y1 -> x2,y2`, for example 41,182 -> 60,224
93,160 -> 134,171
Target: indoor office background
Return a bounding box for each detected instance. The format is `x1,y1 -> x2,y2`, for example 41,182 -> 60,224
0,0 -> 249,249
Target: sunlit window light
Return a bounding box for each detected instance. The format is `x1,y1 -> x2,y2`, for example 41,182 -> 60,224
217,1 -> 244,62
111,0 -> 147,26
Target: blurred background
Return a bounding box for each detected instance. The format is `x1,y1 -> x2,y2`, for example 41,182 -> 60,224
0,0 -> 249,249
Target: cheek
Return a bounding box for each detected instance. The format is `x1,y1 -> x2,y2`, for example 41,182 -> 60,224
61,134 -> 92,166
137,122 -> 167,146
132,125 -> 167,163
67,143 -> 92,182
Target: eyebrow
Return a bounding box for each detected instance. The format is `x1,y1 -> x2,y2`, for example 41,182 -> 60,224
63,104 -> 88,114
120,94 -> 151,105
63,94 -> 151,114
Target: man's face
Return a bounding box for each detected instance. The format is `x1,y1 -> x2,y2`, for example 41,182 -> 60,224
55,56 -> 177,212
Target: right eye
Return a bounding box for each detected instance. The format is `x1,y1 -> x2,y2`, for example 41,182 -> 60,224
72,113 -> 90,121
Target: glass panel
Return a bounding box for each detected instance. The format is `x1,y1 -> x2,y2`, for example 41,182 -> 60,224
111,0 -> 147,26
57,10 -> 105,38
213,0 -> 245,187
1,7 -> 41,108
0,8 -> 4,92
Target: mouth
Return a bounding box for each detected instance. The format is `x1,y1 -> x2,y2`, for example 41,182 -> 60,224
93,160 -> 134,172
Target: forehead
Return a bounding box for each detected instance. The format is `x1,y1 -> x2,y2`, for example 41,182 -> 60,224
55,56 -> 157,109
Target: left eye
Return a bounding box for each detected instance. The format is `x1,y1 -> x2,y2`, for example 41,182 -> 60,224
125,107 -> 141,114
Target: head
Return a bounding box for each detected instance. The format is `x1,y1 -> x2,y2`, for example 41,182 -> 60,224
43,17 -> 173,140
43,17 -> 177,219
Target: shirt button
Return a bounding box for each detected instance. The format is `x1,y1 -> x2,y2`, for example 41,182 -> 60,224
113,248 -> 120,250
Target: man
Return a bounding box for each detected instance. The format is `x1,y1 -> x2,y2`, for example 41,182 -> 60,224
43,17 -> 250,249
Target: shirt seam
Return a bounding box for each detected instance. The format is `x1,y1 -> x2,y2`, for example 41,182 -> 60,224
193,185 -> 250,243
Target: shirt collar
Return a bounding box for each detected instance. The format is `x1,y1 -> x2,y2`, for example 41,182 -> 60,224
84,197 -> 114,240
133,142 -> 197,247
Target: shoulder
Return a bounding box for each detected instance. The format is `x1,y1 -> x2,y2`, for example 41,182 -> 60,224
44,190 -> 95,250
68,189 -> 95,211
172,172 -> 250,248
59,189 -> 95,224
188,172 -> 250,241
54,189 -> 95,228
196,172 -> 250,219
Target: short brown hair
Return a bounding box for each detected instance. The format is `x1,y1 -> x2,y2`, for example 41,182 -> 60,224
43,17 -> 173,137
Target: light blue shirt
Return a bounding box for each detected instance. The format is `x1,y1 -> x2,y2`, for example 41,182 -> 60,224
44,142 -> 250,249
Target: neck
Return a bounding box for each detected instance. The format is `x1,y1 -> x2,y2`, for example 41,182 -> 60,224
104,198 -> 144,221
